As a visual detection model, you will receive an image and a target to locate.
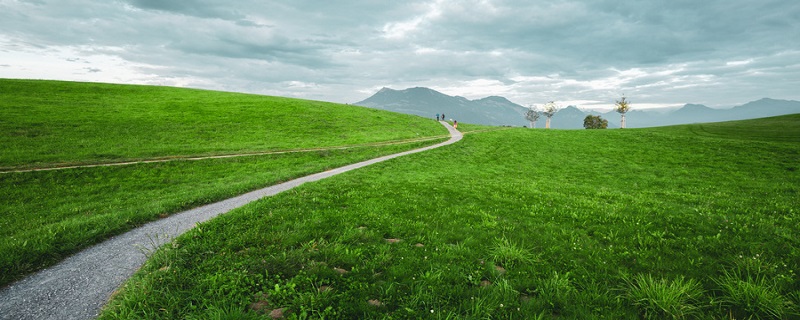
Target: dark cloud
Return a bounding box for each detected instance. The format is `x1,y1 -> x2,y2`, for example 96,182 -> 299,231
1,0 -> 798,108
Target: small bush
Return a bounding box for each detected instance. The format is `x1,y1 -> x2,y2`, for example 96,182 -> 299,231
583,115 -> 608,129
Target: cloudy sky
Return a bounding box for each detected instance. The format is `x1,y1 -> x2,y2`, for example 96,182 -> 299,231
2,0 -> 799,110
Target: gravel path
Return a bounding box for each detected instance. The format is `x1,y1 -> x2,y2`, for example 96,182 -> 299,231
0,122 -> 462,320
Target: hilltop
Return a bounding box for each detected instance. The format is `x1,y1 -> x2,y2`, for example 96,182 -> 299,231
0,79 -> 445,168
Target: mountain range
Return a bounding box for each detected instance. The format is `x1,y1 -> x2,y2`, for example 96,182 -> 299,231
354,87 -> 800,129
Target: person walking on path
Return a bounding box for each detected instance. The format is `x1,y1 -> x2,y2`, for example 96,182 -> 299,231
435,113 -> 440,121
453,120 -> 458,129
441,113 -> 445,121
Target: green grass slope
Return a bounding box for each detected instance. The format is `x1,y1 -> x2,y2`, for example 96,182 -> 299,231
659,113 -> 800,143
0,79 -> 447,287
103,115 -> 799,319
0,79 -> 444,168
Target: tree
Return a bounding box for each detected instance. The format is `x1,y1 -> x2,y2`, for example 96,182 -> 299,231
542,101 -> 559,129
583,115 -> 608,129
524,105 -> 540,128
614,96 -> 631,128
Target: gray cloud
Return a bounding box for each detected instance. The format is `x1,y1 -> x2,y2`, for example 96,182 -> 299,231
0,0 -> 798,108
125,0 -> 246,20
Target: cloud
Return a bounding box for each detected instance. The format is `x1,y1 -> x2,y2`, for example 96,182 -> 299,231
124,0 -> 246,20
0,0 -> 798,108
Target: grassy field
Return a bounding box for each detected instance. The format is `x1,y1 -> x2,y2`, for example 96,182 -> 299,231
101,116 -> 799,318
0,79 -> 447,286
0,79 -> 444,169
678,114 -> 800,143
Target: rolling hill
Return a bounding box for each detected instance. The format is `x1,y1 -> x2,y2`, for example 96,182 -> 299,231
0,79 -> 447,287
0,79 -> 445,168
103,114 -> 800,318
3,79 -> 797,318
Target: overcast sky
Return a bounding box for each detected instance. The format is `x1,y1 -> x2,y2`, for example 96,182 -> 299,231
2,0 -> 799,110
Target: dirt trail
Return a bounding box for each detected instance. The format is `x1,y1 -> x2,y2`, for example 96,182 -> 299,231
0,121 -> 461,320
1,135 -> 448,174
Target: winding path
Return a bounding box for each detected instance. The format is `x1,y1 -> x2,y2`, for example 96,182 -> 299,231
0,121 -> 462,320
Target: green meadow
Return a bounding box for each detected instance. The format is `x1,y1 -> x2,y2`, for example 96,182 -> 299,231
2,80 -> 798,318
0,79 -> 443,169
101,115 -> 799,318
0,79 -> 446,286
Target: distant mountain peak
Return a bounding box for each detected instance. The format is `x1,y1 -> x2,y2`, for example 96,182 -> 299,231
674,104 -> 714,114
407,86 -> 438,93
355,87 -> 800,128
682,103 -> 711,109
740,97 -> 793,107
354,86 -> 528,126
559,105 -> 585,115
478,96 -> 513,104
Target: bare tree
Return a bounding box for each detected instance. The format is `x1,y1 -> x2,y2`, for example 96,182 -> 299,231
542,101 -> 559,129
614,96 -> 631,128
524,105 -> 540,128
